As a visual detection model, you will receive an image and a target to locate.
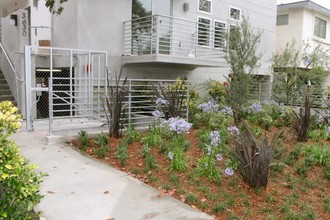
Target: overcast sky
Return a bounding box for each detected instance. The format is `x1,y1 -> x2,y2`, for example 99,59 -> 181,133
277,0 -> 330,10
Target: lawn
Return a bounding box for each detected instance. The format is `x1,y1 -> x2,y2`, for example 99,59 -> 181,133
72,98 -> 330,220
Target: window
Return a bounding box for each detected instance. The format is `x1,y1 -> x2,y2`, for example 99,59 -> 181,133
314,17 -> 327,39
230,7 -> 241,21
276,14 -> 289,26
198,17 -> 211,46
214,21 -> 226,49
199,0 -> 212,14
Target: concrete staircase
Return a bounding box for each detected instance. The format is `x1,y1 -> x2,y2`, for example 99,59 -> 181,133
0,70 -> 15,103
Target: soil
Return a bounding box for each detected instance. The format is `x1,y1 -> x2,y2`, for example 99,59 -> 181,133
71,128 -> 330,220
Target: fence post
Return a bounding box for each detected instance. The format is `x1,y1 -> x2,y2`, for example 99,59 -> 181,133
128,80 -> 132,124
48,77 -> 53,134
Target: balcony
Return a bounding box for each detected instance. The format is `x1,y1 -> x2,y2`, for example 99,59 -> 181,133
123,15 -> 228,68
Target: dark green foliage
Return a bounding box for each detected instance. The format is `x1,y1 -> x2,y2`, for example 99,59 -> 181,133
292,91 -> 313,142
141,145 -> 156,171
232,121 -> 279,188
78,130 -> 89,150
45,0 -> 68,14
103,67 -> 129,138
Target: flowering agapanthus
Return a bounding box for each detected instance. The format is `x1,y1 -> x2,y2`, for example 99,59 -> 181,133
162,117 -> 192,134
210,130 -> 221,147
228,125 -> 240,136
224,167 -> 234,176
155,97 -> 168,105
221,106 -> 233,116
216,154 -> 223,161
250,102 -> 262,113
152,110 -> 164,119
207,146 -> 212,155
198,99 -> 219,112
327,126 -> 330,135
168,151 -> 174,160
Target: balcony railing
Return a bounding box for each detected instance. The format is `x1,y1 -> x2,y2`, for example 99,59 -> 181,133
123,15 -> 227,61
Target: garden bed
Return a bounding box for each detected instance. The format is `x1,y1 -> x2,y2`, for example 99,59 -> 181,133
71,125 -> 330,220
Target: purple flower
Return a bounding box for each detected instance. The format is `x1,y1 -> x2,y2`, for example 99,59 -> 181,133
210,131 -> 221,147
221,106 -> 233,116
327,127 -> 330,135
250,102 -> 262,113
207,146 -> 212,155
216,154 -> 223,161
224,168 -> 234,176
228,126 -> 240,136
162,117 -> 192,134
168,151 -> 174,160
198,99 -> 219,112
155,98 -> 168,105
152,110 -> 164,119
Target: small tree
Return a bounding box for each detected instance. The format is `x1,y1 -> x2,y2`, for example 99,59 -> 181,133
272,40 -> 329,104
225,16 -> 262,123
45,0 -> 68,14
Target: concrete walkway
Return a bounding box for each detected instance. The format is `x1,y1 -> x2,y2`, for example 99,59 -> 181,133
11,123 -> 214,220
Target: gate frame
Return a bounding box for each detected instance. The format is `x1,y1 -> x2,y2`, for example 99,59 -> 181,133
24,45 -> 108,131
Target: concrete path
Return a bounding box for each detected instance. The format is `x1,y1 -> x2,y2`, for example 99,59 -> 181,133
11,123 -> 214,220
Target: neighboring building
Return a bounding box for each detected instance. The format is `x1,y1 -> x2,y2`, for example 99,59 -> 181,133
276,1 -> 330,77
52,0 -> 276,86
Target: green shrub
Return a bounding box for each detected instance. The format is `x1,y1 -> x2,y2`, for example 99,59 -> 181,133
94,132 -> 108,147
125,125 -> 141,144
78,130 -> 89,150
0,101 -> 44,219
116,140 -> 129,166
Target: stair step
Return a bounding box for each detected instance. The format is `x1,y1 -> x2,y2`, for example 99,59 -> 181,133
0,74 -> 5,79
0,90 -> 12,95
0,84 -> 10,89
0,95 -> 15,102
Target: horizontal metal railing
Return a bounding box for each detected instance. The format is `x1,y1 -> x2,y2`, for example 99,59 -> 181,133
48,77 -> 189,133
124,15 -> 227,60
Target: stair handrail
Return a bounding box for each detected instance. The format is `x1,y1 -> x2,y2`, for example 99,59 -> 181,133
0,42 -> 22,82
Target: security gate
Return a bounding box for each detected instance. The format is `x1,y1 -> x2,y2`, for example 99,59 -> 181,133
24,46 -> 108,131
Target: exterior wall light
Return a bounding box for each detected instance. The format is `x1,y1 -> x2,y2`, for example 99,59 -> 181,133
183,3 -> 189,12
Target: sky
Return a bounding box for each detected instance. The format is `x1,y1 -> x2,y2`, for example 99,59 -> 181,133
277,0 -> 330,10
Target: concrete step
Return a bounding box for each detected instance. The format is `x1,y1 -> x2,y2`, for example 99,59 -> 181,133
0,94 -> 15,102
0,79 -> 7,84
0,74 -> 5,79
0,84 -> 10,90
0,89 -> 12,95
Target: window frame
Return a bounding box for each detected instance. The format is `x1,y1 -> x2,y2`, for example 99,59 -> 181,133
213,20 -> 226,50
314,16 -> 327,39
198,0 -> 212,14
229,6 -> 241,22
197,16 -> 212,47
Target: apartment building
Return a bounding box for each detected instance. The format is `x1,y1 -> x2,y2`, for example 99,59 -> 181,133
276,0 -> 330,75
52,0 -> 276,84
0,0 -> 276,129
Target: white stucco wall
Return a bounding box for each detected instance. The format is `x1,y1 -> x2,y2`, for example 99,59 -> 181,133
52,0 -> 276,85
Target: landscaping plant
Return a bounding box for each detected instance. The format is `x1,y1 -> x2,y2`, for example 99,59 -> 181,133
232,121 -> 279,188
0,101 -> 44,219
103,67 -> 129,138
78,130 -> 89,150
225,16 -> 262,123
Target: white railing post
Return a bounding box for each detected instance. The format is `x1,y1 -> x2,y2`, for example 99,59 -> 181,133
48,77 -> 53,134
155,15 -> 160,55
25,46 -> 33,131
128,80 -> 132,124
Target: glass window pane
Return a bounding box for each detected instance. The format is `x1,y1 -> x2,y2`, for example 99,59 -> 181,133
314,17 -> 327,39
230,7 -> 241,21
199,0 -> 211,13
214,21 -> 226,49
276,14 -> 289,26
198,17 -> 211,46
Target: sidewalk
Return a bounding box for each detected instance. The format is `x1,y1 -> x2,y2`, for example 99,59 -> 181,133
11,122 -> 214,220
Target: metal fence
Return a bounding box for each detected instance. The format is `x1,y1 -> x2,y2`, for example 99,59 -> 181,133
48,77 -> 189,134
124,15 -> 227,60
24,46 -> 108,131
